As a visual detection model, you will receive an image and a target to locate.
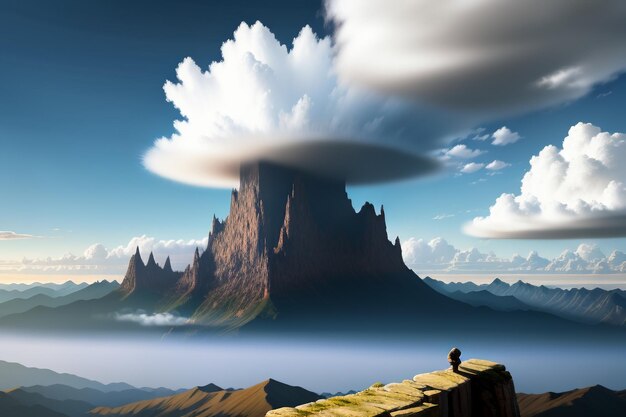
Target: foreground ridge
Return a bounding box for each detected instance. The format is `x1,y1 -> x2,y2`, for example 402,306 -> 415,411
268,359 -> 519,417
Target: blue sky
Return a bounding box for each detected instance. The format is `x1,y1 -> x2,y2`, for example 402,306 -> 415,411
1,0 -> 625,281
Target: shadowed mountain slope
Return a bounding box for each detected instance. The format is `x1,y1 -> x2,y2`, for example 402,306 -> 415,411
0,280 -> 118,318
0,360 -> 134,392
3,388 -> 93,417
90,379 -> 321,417
517,385 -> 626,417
424,277 -> 626,326
21,384 -> 187,409
0,391 -> 68,417
0,281 -> 89,304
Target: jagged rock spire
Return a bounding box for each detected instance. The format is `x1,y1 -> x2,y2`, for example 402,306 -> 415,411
163,256 -> 173,273
133,246 -> 143,265
194,247 -> 200,262
147,251 -> 157,268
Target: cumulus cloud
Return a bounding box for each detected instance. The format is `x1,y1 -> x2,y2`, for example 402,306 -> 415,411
465,123 -> 626,238
491,127 -> 521,146
114,311 -> 189,327
443,144 -> 484,160
402,238 -> 626,273
144,22 -> 468,188
485,160 -> 510,171
0,231 -> 34,240
460,162 -> 484,174
326,0 -> 626,115
0,235 -> 207,275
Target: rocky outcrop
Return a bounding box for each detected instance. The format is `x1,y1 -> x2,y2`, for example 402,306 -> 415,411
268,359 -> 520,417
120,247 -> 181,298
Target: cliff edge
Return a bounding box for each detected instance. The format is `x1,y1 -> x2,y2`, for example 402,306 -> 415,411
267,359 -> 519,417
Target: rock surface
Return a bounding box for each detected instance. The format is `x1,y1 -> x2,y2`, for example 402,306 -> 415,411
268,359 -> 520,417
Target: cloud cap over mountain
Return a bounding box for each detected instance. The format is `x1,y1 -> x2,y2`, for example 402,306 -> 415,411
465,123 -> 626,238
144,22 -> 462,188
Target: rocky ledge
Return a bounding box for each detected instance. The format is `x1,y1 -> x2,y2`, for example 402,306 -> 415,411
267,359 -> 519,417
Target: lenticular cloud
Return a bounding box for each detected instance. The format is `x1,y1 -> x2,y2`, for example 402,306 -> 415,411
326,0 -> 626,115
465,123 -> 626,238
144,22 -> 466,188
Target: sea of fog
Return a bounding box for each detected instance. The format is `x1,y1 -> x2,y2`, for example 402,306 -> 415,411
0,332 -> 624,394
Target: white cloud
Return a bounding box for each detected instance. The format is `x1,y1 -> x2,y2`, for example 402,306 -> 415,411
432,214 -> 454,220
0,231 -> 34,240
114,311 -> 190,327
0,235 -> 208,275
444,144 -> 484,160
326,0 -> 626,115
465,123 -> 626,238
144,21 -> 467,188
460,162 -> 484,174
485,160 -> 510,171
491,127 -> 521,146
401,238 -> 625,273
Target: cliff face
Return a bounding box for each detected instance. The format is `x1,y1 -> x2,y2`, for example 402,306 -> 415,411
120,161 -> 435,327
268,359 -> 520,417
193,162 -> 410,326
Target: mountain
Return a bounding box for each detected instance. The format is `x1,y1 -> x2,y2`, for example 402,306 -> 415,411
0,391 -> 68,417
0,280 -> 119,318
0,360 -> 135,392
89,379 -> 322,417
21,385 -> 187,408
517,385 -> 626,417
4,388 -> 94,417
424,277 -> 626,326
444,290 -> 530,312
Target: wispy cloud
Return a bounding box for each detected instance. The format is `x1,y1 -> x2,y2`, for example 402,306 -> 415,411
0,231 -> 35,240
432,214 -> 455,220
460,162 -> 484,174
485,160 -> 510,170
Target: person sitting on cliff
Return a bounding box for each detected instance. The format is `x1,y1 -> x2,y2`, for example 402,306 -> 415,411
448,347 -> 462,373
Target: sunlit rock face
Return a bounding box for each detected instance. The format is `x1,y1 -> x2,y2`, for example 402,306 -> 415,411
190,162 -> 411,327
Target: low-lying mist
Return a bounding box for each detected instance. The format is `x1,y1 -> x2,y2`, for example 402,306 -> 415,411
0,331 -> 623,394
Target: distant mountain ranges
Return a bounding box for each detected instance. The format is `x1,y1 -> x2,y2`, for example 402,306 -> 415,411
0,360 -> 320,417
423,277 -> 626,326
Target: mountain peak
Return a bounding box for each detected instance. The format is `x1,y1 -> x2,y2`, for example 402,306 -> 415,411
163,256 -> 173,273
147,252 -> 157,268
133,247 -> 143,265
198,382 -> 223,393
